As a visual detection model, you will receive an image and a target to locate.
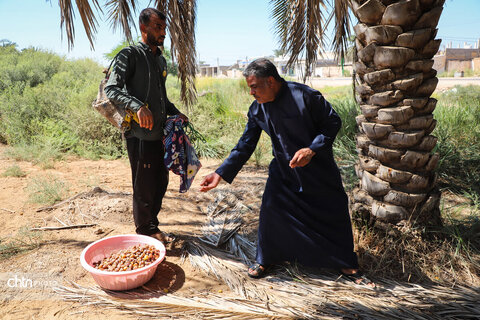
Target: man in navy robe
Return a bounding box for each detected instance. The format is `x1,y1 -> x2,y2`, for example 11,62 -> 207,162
200,58 -> 373,286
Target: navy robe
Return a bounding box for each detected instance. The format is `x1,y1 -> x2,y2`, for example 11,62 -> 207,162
216,80 -> 358,269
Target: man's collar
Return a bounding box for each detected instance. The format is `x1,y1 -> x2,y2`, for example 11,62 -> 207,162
139,41 -> 162,56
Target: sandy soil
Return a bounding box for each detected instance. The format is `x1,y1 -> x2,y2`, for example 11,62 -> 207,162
0,143 -> 268,319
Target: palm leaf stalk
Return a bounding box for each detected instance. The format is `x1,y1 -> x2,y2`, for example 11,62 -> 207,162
58,0 -> 102,49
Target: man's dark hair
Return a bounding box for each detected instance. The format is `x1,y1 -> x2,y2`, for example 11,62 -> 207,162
243,58 -> 282,81
139,8 -> 166,26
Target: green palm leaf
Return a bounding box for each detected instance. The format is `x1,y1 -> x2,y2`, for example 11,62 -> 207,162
270,0 -> 351,81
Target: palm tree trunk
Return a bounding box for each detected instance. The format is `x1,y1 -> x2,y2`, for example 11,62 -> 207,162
351,0 -> 445,225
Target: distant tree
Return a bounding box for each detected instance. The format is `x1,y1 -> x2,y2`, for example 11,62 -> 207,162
273,48 -> 285,57
104,39 -> 134,60
0,39 -> 16,47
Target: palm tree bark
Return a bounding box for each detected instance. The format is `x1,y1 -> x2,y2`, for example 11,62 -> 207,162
351,0 -> 444,225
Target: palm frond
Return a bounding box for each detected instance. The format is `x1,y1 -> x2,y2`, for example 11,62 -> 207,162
154,0 -> 197,111
285,0 -> 307,74
270,0 -> 350,82
57,0 -> 197,108
332,0 -> 352,59
59,0 -> 101,49
186,221 -> 480,320
59,0 -> 76,50
199,190 -> 256,265
76,0 -> 101,48
105,0 -> 138,43
304,0 -> 327,79
270,0 -> 290,53
54,282 -> 286,319
154,0 -> 168,12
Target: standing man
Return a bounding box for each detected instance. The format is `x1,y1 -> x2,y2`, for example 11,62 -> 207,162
200,59 -> 373,287
105,8 -> 187,243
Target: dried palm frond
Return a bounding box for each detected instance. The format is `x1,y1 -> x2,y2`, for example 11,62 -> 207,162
270,0 -> 329,82
187,239 -> 480,320
186,241 -> 321,319
54,282 -> 289,319
155,0 -> 197,110
202,191 -> 249,246
182,188 -> 480,319
58,0 -> 101,49
225,234 -> 256,265
105,0 -> 137,43
199,190 -> 256,265
331,0 -> 352,59
59,0 -> 76,49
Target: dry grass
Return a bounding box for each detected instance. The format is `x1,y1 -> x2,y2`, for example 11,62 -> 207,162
354,222 -> 480,286
351,192 -> 480,287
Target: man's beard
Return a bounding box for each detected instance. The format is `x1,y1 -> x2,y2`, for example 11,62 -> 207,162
146,33 -> 163,47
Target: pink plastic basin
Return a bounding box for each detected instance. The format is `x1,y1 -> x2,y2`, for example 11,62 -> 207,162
80,234 -> 166,291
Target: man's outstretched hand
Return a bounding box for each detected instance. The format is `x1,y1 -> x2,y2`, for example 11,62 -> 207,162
289,148 -> 316,168
200,172 -> 221,192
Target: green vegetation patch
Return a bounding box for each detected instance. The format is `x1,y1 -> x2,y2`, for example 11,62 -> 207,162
0,227 -> 42,260
27,176 -> 68,205
434,85 -> 480,196
1,164 -> 26,177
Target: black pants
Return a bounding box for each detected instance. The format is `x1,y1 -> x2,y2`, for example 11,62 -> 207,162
126,137 -> 168,235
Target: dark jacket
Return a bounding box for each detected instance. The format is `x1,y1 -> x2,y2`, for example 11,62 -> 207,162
105,42 -> 180,141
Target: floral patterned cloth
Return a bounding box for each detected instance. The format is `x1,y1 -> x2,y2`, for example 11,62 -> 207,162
163,116 -> 202,192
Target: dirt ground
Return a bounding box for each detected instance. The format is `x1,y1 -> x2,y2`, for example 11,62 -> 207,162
0,143 -> 268,319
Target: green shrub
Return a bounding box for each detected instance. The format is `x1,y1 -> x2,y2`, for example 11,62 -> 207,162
1,164 -> 26,177
27,176 -> 68,205
0,46 -> 124,159
0,227 -> 42,260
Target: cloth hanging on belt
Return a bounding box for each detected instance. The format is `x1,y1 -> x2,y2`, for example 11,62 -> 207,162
163,116 -> 202,192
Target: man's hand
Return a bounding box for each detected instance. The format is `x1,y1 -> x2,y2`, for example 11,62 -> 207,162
137,105 -> 154,130
200,172 -> 222,192
289,148 -> 316,168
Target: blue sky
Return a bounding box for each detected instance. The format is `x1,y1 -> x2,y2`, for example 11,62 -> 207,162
0,0 -> 479,66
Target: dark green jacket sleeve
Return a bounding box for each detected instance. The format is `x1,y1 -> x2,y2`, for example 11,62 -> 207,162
104,47 -> 144,113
